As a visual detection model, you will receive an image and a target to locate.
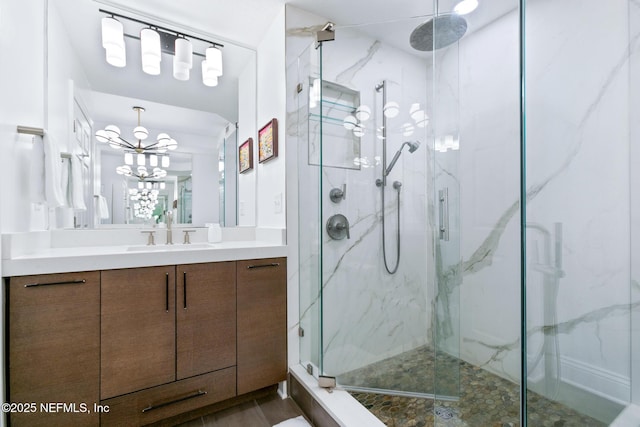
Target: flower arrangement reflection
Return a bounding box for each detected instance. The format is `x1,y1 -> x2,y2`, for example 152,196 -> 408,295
128,182 -> 164,220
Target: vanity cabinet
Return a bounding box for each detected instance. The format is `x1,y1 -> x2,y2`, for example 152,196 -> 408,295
7,271 -> 100,427
6,256 -> 285,426
100,266 -> 176,399
100,262 -> 237,425
237,258 -> 287,394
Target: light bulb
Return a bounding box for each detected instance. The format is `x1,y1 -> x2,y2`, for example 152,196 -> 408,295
162,155 -> 170,167
401,123 -> 415,137
105,125 -> 120,139
353,125 -> 365,137
137,153 -> 146,166
133,126 -> 148,140
140,28 -> 161,75
101,17 -> 126,67
205,46 -> 223,76
150,154 -> 158,167
383,101 -> 400,118
105,44 -> 126,68
201,60 -> 219,87
138,181 -> 144,189
95,129 -> 109,143
160,182 -> 166,189
343,115 -> 357,130
355,105 -> 371,122
454,0 -> 479,15
174,38 -> 193,81
124,152 -> 133,165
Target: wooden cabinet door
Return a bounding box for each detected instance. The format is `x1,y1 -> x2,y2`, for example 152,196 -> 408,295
176,262 -> 237,380
8,271 -> 100,427
101,266 -> 176,399
236,257 -> 287,394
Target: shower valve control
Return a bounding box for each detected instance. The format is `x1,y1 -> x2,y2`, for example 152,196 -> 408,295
326,214 -> 350,240
329,184 -> 346,203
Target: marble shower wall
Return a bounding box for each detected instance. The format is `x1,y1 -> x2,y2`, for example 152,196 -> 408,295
448,0 -> 637,410
286,6 -> 434,377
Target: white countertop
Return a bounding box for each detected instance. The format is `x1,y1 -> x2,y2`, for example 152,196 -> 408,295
2,227 -> 287,276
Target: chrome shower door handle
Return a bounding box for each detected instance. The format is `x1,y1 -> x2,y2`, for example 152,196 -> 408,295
439,188 -> 449,241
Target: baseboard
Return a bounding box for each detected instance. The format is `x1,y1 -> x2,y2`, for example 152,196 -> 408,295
559,355 -> 630,406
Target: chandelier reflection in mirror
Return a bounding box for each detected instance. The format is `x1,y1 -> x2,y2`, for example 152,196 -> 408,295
99,10 -> 223,87
96,106 -> 178,154
342,101 -> 429,139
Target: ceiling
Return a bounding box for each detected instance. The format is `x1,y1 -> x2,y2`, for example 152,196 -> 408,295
52,0 -> 516,153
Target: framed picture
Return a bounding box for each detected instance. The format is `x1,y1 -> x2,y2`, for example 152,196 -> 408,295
239,138 -> 253,173
258,118 -> 278,163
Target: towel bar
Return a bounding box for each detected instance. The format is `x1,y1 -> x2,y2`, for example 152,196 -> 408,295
17,125 -> 44,136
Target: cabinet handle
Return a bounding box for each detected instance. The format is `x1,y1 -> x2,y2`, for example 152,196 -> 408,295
24,279 -> 86,288
247,263 -> 280,269
183,271 -> 187,310
141,390 -> 207,413
165,273 -> 169,312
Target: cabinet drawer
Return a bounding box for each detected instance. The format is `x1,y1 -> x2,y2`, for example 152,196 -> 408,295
100,367 -> 236,426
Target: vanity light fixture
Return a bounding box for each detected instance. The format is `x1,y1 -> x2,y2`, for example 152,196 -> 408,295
124,151 -> 170,168
116,164 -> 168,180
95,106 -> 178,154
101,16 -> 126,67
99,9 -> 223,85
140,27 -> 161,75
202,45 -> 223,87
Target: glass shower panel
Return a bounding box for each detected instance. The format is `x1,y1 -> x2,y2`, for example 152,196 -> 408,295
317,15 -> 448,399
433,0 -> 522,424
296,42 -> 323,373
524,0 -> 632,424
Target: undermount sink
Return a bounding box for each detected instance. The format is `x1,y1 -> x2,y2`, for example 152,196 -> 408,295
127,243 -> 215,252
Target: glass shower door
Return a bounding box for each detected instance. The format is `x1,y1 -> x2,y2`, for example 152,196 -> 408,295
314,14 -> 461,401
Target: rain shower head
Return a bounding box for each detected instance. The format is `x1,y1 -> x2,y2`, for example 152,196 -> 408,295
385,141 -> 421,176
410,14 -> 467,51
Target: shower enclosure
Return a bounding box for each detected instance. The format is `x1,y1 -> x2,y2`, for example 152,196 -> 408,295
289,0 -> 639,424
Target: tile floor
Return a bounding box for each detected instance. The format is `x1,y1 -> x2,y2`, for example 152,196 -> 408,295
175,393 -> 307,427
341,345 -> 606,426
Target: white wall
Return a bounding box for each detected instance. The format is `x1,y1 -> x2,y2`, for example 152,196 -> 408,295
191,153 -> 219,226
256,8 -> 287,229
0,0 -> 46,234
238,58 -> 257,226
0,0 -> 46,420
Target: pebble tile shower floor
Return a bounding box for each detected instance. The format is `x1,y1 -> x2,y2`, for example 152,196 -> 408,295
341,346 -> 605,426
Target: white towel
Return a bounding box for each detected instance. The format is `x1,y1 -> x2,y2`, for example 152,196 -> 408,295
70,155 -> 87,210
97,195 -> 110,219
272,416 -> 311,427
29,135 -> 46,204
42,133 -> 65,208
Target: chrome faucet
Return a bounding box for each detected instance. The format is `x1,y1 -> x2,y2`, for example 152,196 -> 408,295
166,210 -> 173,245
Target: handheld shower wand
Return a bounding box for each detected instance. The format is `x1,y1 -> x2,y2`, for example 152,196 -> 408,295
385,141 -> 421,176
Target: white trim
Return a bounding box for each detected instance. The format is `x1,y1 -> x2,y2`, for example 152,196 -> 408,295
290,364 -> 385,427
560,355 -> 630,406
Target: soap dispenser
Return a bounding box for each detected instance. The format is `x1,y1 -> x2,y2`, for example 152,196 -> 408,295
205,223 -> 222,243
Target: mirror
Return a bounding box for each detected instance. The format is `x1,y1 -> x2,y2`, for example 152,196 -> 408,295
48,0 -> 256,227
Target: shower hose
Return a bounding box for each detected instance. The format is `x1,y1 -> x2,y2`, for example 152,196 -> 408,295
381,184 -> 401,274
